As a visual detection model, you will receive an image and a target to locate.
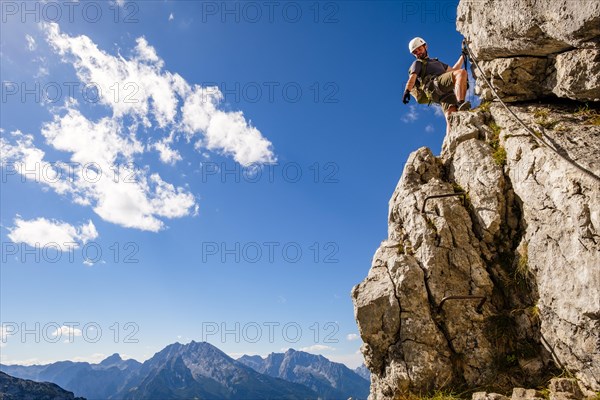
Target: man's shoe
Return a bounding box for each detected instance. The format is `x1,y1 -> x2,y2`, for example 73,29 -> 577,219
457,101 -> 471,111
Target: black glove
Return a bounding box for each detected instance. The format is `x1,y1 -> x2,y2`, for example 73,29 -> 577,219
403,89 -> 411,104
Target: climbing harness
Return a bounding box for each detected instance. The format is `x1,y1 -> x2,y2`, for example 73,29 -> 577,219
462,40 -> 600,183
411,58 -> 458,106
410,58 -> 435,104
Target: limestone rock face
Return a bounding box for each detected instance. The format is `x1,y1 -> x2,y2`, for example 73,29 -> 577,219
470,57 -> 551,102
498,105 -> 600,395
552,49 -> 600,101
353,2 -> 600,397
456,0 -> 600,102
456,0 -> 600,58
352,103 -> 600,398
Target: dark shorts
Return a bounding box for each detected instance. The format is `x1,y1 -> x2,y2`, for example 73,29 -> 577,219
436,71 -> 457,113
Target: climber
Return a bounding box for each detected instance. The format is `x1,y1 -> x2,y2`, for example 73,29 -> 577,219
402,37 -> 470,133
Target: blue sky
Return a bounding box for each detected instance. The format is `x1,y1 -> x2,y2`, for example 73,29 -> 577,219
0,0 -> 468,368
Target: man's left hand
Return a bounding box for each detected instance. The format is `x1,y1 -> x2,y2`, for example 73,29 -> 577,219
403,90 -> 411,104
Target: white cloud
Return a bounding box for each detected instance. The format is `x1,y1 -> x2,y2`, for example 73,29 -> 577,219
0,130 -> 71,195
326,350 -> 365,369
135,37 -> 162,66
89,166 -> 195,231
346,333 -> 360,341
25,34 -> 36,51
3,119 -> 196,231
45,23 -> 179,127
2,353 -> 108,366
71,353 -> 108,363
401,105 -> 419,123
169,13 -> 175,21
79,220 -> 99,243
43,22 -> 275,165
0,357 -> 56,366
433,104 -> 444,117
425,124 -> 434,133
7,217 -> 98,249
182,86 -> 275,166
35,66 -> 49,78
52,325 -> 83,339
202,109 -> 275,166
6,23 -> 277,231
299,345 -> 336,353
153,134 -> 182,165
42,105 -> 144,166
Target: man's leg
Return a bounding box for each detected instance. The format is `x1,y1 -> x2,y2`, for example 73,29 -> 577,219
443,103 -> 457,135
452,69 -> 468,102
437,71 -> 467,110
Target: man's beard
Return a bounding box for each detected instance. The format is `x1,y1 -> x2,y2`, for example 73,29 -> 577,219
417,50 -> 428,59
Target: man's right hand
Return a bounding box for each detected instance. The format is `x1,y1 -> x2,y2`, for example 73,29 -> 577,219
403,90 -> 411,104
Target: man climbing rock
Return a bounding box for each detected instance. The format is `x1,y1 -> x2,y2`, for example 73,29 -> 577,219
402,37 -> 470,133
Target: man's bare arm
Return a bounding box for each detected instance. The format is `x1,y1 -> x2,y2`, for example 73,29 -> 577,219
403,73 -> 418,104
405,73 -> 418,92
447,55 -> 465,71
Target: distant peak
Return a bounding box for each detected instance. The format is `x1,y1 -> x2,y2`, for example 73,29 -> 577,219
100,353 -> 122,365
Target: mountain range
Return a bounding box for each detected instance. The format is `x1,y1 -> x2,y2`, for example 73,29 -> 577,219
237,349 -> 369,400
0,342 -> 369,400
353,364 -> 370,382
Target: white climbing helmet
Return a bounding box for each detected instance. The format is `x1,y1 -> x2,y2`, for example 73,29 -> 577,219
409,37 -> 426,53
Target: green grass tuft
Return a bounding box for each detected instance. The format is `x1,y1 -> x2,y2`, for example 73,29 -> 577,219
588,115 -> 600,126
477,101 -> 492,113
528,304 -> 540,321
487,122 -> 506,166
402,390 -> 467,400
533,109 -> 550,120
488,122 -> 502,137
572,103 -> 600,125
574,103 -> 593,116
515,242 -> 529,279
533,108 -> 559,130
493,147 -> 507,166
396,242 -> 405,255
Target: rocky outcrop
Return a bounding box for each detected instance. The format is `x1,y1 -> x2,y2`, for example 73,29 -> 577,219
457,0 -> 600,102
352,102 -> 600,399
0,371 -> 86,400
352,1 -> 600,398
